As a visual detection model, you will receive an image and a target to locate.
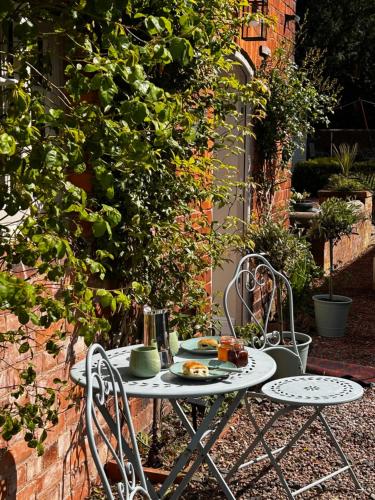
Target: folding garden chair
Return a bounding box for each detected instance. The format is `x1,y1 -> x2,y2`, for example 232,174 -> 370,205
85,343 -> 151,500
223,253 -> 364,499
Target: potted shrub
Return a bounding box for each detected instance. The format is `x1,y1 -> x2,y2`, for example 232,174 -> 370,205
321,142 -> 369,199
242,219 -> 318,367
309,197 -> 364,337
290,189 -> 315,212
235,321 -> 312,373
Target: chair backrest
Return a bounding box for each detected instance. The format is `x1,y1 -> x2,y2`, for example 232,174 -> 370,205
85,343 -> 150,500
223,253 -> 304,377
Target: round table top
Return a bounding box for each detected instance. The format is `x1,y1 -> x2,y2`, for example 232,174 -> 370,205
70,344 -> 276,399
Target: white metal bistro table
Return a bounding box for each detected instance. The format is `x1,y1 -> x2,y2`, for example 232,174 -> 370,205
70,345 -> 276,500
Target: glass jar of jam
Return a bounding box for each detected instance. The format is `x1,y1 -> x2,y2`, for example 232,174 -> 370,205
218,336 -> 235,361
227,339 -> 249,368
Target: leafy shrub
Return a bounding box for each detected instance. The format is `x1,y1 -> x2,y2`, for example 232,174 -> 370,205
309,197 -> 364,299
357,172 -> 375,191
253,48 -> 338,214
327,174 -> 366,192
333,143 -> 358,177
292,157 -> 341,194
234,322 -> 263,346
0,1 -> 267,448
293,157 -> 375,194
244,219 -> 320,299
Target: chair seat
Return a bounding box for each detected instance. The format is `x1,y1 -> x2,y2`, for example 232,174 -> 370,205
262,375 -> 363,406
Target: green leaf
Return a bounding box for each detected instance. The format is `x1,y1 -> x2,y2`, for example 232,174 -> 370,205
110,297 -> 117,312
18,342 -> 30,354
102,205 -> 121,227
0,133 -> 16,156
169,37 -> 194,66
114,292 -> 131,309
36,442 -> 44,456
106,186 -> 114,199
145,16 -> 172,36
92,221 -> 107,237
28,439 -> 38,449
145,16 -> 162,35
120,100 -> 149,124
83,63 -> 99,73
18,310 -> 30,325
49,108 -> 64,120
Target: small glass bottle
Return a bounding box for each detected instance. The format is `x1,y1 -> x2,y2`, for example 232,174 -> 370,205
228,339 -> 248,367
218,336 -> 235,362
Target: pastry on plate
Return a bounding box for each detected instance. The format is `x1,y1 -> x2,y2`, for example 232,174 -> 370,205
197,338 -> 218,350
182,360 -> 209,377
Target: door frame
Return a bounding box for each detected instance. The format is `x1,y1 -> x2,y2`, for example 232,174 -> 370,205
213,51 -> 255,331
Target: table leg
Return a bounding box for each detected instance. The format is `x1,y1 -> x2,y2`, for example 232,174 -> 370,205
160,390 -> 245,500
171,399 -> 236,500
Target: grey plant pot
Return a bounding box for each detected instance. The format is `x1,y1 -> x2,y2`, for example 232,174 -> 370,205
293,201 -> 315,212
313,294 -> 352,337
280,331 -> 312,372
266,331 -> 312,374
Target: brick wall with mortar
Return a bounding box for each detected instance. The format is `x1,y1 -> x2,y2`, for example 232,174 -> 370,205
312,190 -> 373,272
238,0 -> 296,219
0,3 -> 296,499
311,219 -> 372,274
0,322 -> 154,500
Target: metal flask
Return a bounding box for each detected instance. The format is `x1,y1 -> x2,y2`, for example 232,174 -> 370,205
143,307 -> 174,369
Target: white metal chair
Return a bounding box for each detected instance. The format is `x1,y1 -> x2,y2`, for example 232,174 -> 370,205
223,253 -> 364,498
85,343 -> 151,499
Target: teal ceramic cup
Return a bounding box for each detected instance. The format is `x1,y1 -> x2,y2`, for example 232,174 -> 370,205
129,346 -> 161,378
169,331 -> 179,356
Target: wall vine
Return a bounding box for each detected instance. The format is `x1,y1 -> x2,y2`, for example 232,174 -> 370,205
0,0 -> 267,452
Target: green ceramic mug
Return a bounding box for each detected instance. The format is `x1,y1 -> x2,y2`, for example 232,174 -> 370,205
169,331 -> 179,356
129,346 -> 161,378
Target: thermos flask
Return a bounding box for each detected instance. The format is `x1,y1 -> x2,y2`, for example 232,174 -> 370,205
143,306 -> 174,369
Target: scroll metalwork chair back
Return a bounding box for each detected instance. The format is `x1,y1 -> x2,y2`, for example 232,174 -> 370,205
85,343 -> 150,500
223,253 -> 304,378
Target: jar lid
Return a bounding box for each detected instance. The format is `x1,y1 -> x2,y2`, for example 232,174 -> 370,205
233,339 -> 245,349
220,336 -> 235,345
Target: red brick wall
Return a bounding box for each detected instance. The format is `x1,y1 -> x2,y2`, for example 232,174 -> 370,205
0,321 -> 89,500
239,0 -> 296,216
0,3 -> 296,499
0,325 -> 154,500
311,219 -> 372,273
238,0 -> 296,68
312,191 -> 373,271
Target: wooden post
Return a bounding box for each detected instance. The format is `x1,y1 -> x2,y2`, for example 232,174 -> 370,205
373,257 -> 375,290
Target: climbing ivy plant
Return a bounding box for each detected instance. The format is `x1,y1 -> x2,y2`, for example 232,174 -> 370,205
0,0 -> 267,451
253,46 -> 339,216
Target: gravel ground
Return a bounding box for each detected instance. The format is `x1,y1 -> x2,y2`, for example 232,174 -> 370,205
177,247 -> 375,499
309,245 -> 375,367
89,388 -> 374,499
179,387 -> 375,499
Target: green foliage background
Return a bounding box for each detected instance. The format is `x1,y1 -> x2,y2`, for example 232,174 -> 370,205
297,0 -> 375,106
252,47 -> 338,216
0,0 -> 267,450
292,157 -> 375,195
